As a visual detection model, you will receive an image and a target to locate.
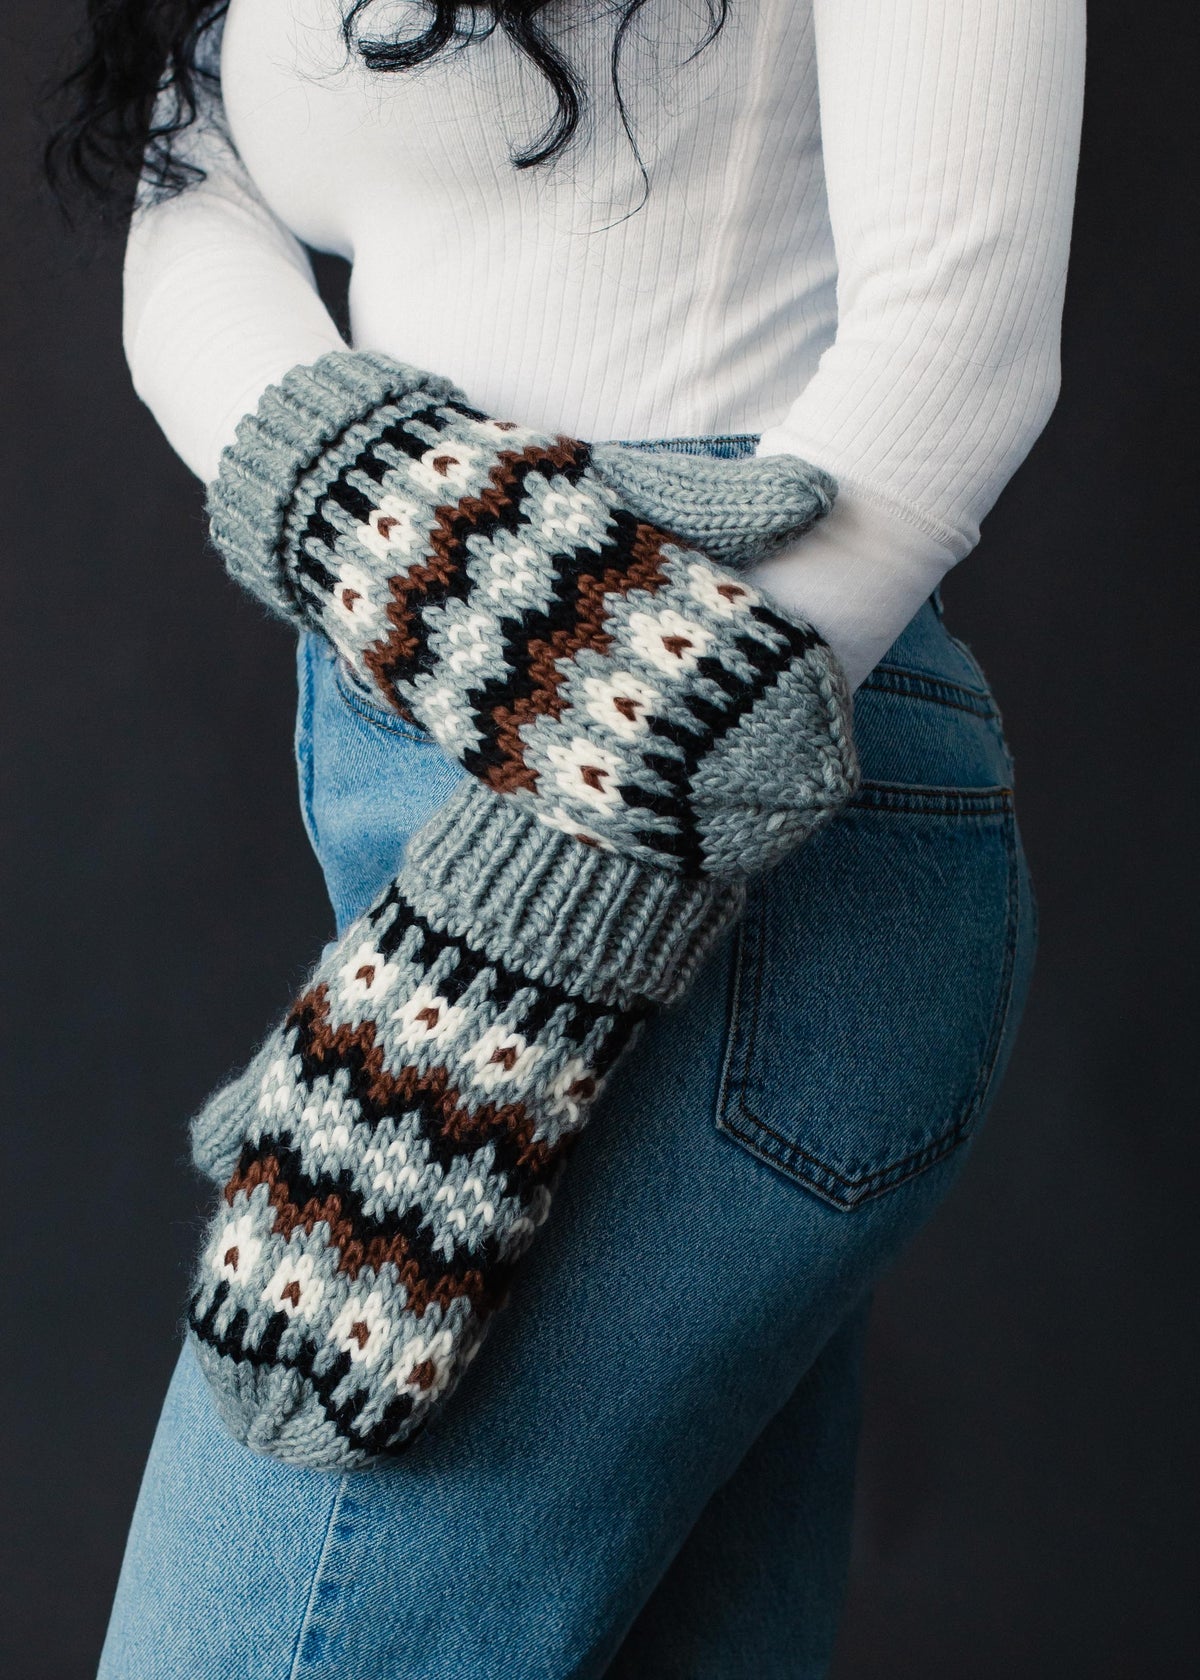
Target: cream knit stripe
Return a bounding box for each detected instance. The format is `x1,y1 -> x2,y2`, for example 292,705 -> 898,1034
185,782 -> 740,1466
207,352 -> 859,879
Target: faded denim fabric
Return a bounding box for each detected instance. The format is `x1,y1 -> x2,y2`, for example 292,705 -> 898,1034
99,435 -> 1036,1680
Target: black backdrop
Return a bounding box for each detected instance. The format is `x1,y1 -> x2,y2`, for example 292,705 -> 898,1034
2,4 -> 1196,1675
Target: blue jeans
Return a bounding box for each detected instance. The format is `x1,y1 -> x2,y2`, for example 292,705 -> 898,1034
99,435 -> 1037,1679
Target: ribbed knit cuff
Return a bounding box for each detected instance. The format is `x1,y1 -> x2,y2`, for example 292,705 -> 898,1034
589,443 -> 837,571
398,780 -> 744,1012
206,350 -> 466,623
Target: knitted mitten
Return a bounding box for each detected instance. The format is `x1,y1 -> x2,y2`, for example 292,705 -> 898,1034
188,788 -> 740,1467
186,352 -> 858,1468
206,352 -> 847,877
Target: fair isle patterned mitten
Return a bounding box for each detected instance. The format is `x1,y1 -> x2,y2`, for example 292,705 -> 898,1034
205,352 -> 847,877
188,791 -> 740,1468
185,352 -> 859,1468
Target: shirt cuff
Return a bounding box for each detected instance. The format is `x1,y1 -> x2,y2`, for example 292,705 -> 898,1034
744,479 -> 959,691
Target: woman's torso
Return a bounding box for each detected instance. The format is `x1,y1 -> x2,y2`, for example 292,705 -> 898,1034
219,0 -> 836,441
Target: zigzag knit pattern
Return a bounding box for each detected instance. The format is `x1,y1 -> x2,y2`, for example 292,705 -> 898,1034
188,782 -> 740,1468
191,352 -> 860,1467
209,352 -> 856,879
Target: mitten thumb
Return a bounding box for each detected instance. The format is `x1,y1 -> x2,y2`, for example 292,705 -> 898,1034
588,443 -> 836,571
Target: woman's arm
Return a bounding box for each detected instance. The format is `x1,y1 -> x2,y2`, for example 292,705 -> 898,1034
122,18 -> 345,482
750,0 -> 1086,687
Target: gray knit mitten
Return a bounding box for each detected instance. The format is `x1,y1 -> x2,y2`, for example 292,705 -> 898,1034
187,353 -> 858,1468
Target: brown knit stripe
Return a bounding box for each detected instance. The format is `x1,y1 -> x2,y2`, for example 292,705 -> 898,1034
427,436 -> 584,572
360,547 -> 458,707
483,521 -> 673,794
360,437 -> 584,703
225,1151 -> 508,1313
285,984 -> 559,1177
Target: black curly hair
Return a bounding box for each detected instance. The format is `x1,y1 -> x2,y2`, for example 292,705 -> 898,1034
47,1 -> 730,220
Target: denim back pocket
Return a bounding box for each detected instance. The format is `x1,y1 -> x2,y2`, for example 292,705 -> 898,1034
715,602 -> 1030,1209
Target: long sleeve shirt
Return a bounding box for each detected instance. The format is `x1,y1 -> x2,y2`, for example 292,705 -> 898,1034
123,0 -> 1085,687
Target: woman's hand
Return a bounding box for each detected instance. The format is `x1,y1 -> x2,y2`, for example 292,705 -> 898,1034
208,351 -> 858,878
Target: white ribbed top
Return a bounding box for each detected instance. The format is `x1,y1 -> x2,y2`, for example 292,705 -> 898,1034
123,0 -> 1085,687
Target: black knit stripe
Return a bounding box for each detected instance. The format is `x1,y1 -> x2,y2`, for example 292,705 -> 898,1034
749,602 -> 826,654
291,400 -> 466,592
286,426 -> 634,783
284,987 -> 554,1176
365,442 -> 599,709
456,564 -> 819,869
283,999 -> 566,1186
256,391 -> 443,618
367,880 -> 653,1039
188,1286 -> 422,1458
455,504 -> 659,784
623,616 -> 830,868
292,548 -> 341,598
230,1132 -> 528,1279
589,1010 -> 641,1077
320,401 -> 469,513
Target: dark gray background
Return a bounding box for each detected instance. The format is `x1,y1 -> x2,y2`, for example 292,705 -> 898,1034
2,3 -> 1196,1675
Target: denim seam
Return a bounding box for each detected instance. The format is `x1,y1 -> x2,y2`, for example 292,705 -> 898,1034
295,636 -> 322,859
334,663 -> 438,743
860,664 -> 996,717
851,781 -> 1014,816
954,801 -> 1022,1143
712,886 -> 757,1168
287,1474 -> 349,1680
933,630 -> 1017,782
944,630 -> 994,693
716,801 -> 1021,1206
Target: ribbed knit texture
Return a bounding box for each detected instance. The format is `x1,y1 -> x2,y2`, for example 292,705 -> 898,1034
208,352 -> 857,878
188,784 -> 740,1468
209,352 -> 466,620
399,782 -> 743,1010
189,353 -> 859,1468
126,0 -> 1084,558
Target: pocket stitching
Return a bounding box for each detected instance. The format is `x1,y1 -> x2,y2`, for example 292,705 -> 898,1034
333,663 -> 435,743
852,781 -> 1014,817
716,800 -> 1021,1206
860,663 -> 996,718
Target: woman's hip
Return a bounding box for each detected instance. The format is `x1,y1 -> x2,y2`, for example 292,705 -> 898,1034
294,421 -> 1034,1218
99,587 -> 1036,1679
297,568 -> 1035,1199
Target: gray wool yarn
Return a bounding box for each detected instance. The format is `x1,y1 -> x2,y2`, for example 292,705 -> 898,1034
588,442 -> 837,570
189,783 -> 742,1468
206,351 -> 858,879
188,351 -> 861,1469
